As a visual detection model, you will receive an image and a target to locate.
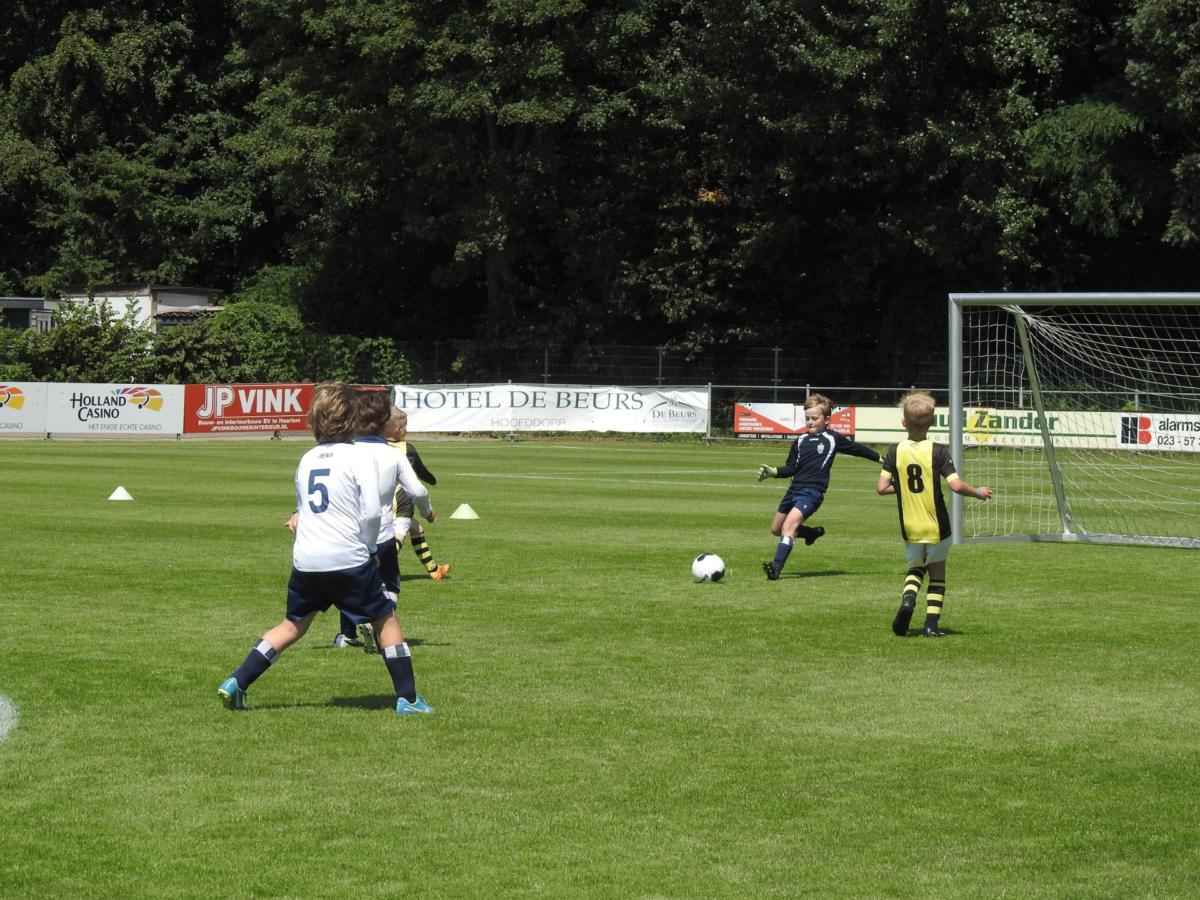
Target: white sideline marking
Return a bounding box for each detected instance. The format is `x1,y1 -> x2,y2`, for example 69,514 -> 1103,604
0,697 -> 17,742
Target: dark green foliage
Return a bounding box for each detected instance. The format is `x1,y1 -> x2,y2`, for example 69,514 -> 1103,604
0,300 -> 412,384
2,302 -> 153,383
0,1 -> 1196,380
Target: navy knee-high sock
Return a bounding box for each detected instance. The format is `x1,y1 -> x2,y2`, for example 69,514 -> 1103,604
772,536 -> 794,571
383,642 -> 416,702
231,639 -> 278,690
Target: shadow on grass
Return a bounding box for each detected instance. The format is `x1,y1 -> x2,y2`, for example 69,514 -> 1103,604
330,695 -> 396,710
897,627 -> 964,638
243,695 -> 396,712
780,569 -> 849,579
313,636 -> 433,649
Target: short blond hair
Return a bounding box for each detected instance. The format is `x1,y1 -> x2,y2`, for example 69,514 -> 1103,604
308,382 -> 357,443
901,391 -> 936,429
803,393 -> 832,418
385,406 -> 408,440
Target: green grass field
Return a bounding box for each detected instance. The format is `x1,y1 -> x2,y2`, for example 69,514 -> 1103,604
2,437 -> 1198,897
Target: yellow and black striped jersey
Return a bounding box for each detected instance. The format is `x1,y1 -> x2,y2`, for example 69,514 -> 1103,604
881,440 -> 957,543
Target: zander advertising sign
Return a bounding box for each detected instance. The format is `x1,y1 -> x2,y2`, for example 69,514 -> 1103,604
45,383 -> 184,434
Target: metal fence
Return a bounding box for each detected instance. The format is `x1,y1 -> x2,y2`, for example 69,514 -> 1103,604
395,342 -> 949,393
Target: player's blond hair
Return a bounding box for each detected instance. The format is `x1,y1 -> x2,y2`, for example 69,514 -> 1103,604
386,406 -> 408,440
803,393 -> 833,418
308,382 -> 357,443
901,391 -> 936,429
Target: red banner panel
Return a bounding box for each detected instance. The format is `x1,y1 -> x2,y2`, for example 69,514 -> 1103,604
184,383 -> 314,434
734,402 -> 856,439
827,405 -> 856,436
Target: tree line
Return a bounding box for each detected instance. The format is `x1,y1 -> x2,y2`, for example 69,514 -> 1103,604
1,1 -> 1196,384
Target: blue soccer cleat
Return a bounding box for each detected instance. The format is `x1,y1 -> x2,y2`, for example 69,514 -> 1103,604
218,676 -> 246,710
395,695 -> 435,715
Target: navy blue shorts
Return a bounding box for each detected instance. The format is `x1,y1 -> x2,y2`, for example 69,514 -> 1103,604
286,560 -> 393,624
375,539 -> 399,594
777,486 -> 825,519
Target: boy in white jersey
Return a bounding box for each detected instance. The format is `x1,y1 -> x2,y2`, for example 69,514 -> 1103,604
876,391 -> 992,637
218,381 -> 435,715
347,393 -> 438,652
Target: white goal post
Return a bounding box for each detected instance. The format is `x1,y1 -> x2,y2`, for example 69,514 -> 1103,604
949,292 -> 1200,548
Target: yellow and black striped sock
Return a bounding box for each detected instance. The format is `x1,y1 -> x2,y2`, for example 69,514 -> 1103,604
892,566 -> 925,636
902,567 -> 925,602
924,580 -> 946,629
411,532 -> 438,574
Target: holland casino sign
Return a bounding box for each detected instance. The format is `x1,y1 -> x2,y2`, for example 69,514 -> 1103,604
69,386 -> 163,421
45,384 -> 184,434
393,384 -> 709,433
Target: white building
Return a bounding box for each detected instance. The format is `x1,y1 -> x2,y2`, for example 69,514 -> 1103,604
60,284 -> 223,331
0,297 -> 61,332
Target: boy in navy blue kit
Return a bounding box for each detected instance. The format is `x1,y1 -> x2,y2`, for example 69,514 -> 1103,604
757,393 -> 881,580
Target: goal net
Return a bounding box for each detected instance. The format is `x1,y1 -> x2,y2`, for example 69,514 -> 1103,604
949,293 -> 1200,548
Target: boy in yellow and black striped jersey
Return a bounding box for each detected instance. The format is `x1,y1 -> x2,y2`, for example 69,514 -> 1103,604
877,392 -> 992,637
387,409 -> 451,581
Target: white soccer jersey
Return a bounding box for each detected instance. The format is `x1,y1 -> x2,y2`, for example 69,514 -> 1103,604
292,441 -> 382,571
356,437 -> 433,540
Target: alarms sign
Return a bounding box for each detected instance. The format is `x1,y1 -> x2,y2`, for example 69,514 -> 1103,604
184,383 -> 314,433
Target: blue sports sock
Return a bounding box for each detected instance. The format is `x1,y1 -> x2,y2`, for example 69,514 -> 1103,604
338,611 -> 356,639
231,639 -> 278,690
772,536 -> 794,570
383,642 -> 416,702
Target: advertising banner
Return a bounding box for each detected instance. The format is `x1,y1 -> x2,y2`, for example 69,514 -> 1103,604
0,383 -> 49,434
184,383 -> 314,434
819,406 -> 1198,452
1115,413 -> 1200,452
392,384 -> 709,433
44,384 -> 185,435
734,402 -> 855,439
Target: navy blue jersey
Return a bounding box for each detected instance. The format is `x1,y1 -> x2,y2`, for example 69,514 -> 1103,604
774,430 -> 881,493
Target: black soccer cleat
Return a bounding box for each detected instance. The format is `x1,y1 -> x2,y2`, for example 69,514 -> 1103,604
804,526 -> 826,546
923,626 -> 947,638
892,596 -> 916,636
762,561 -> 780,581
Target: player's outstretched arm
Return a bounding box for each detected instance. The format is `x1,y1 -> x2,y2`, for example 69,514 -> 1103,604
757,464 -> 778,481
948,477 -> 992,500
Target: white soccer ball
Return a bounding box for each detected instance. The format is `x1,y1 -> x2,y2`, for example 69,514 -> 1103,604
691,553 -> 725,583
